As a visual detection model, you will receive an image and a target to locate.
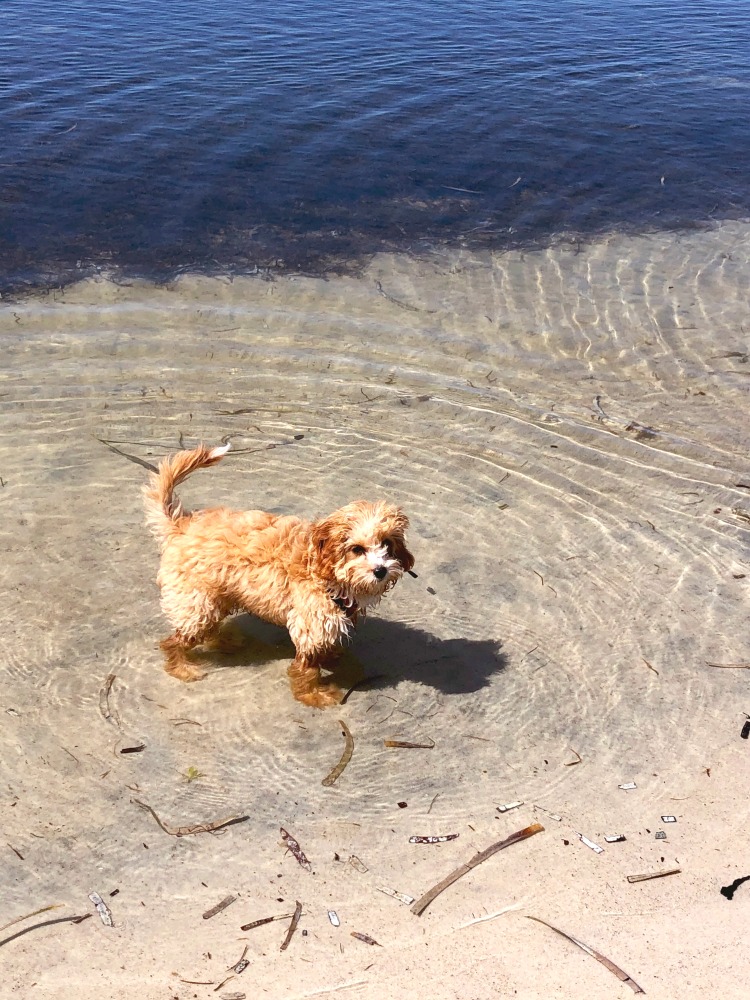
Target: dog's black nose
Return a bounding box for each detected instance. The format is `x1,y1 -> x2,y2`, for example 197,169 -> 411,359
373,566 -> 387,580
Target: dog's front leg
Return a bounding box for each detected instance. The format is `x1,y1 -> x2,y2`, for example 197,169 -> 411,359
287,654 -> 343,708
286,610 -> 344,708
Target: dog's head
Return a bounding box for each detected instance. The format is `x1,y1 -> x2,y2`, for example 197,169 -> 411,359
311,501 -> 414,601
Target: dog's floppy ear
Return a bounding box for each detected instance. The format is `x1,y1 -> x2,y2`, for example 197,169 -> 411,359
383,506 -> 414,573
390,533 -> 415,573
311,514 -> 345,576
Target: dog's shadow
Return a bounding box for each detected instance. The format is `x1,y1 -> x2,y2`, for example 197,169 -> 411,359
195,614 -> 507,697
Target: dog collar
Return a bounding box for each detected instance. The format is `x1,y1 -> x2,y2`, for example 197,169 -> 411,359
330,591 -> 358,619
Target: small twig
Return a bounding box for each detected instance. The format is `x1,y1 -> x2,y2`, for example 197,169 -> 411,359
592,395 -> 611,423
322,720 -> 354,786
564,748 -> 582,767
0,913 -> 91,949
133,799 -> 248,837
202,895 -> 237,920
705,661 -> 750,669
642,658 -> 659,676
0,905 -> 63,935
96,438 -> 158,472
240,913 -> 293,932
351,931 -> 381,946
279,901 -> 302,952
341,675 -> 387,704
526,916 -> 645,994
627,868 -> 681,883
458,903 -> 522,928
384,737 -> 435,749
213,944 -> 250,990
228,945 -> 249,973
359,387 -> 386,403
411,823 -> 544,916
374,280 -> 421,313
99,673 -> 121,728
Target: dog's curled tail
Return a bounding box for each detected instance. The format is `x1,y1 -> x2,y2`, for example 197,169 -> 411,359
143,442 -> 230,544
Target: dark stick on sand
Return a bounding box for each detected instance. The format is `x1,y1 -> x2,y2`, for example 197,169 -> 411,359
411,823 -> 544,916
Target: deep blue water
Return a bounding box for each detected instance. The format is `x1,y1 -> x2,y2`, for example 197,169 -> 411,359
2,0 -> 750,290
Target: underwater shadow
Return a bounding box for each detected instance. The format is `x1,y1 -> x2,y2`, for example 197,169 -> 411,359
349,616 -> 507,696
201,614 -> 506,697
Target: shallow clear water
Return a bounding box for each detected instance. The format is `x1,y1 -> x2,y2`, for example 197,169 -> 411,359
3,227 -> 749,875
3,0 -> 750,290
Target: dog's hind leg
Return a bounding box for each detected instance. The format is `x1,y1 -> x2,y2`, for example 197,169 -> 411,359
160,632 -> 208,682
158,590 -> 227,682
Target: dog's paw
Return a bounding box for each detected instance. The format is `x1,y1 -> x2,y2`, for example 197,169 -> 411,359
164,662 -> 208,683
296,683 -> 344,709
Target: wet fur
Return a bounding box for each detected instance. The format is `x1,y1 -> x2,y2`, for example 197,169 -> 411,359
143,443 -> 414,707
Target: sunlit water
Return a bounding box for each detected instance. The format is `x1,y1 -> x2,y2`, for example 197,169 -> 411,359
2,226 -> 749,928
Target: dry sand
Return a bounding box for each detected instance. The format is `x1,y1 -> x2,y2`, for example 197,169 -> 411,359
2,222 -> 750,999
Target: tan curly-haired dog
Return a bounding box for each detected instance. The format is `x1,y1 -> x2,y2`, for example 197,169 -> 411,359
143,443 -> 414,707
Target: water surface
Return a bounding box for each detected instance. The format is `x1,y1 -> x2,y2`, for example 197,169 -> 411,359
2,0 -> 750,290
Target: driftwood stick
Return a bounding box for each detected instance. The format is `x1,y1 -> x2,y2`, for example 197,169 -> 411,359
411,822 -> 544,916
133,799 -> 248,837
0,913 -> 91,949
279,901 -> 302,952
321,720 -> 354,786
526,916 -> 645,994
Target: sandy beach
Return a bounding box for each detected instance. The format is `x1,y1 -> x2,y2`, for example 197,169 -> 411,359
2,222 -> 750,999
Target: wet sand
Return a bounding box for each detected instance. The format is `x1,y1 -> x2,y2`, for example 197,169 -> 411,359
2,222 -> 750,999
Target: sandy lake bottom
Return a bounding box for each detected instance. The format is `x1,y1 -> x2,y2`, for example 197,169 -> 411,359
2,222 -> 750,999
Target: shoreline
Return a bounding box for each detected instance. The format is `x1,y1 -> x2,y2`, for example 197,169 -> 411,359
2,213 -> 747,301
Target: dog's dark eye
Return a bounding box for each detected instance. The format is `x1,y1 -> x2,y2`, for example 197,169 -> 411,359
382,538 -> 394,554
350,545 -> 366,556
